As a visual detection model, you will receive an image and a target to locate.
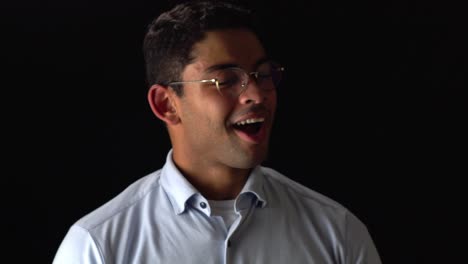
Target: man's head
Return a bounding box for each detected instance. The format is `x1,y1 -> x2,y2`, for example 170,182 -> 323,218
143,0 -> 263,96
144,0 -> 283,172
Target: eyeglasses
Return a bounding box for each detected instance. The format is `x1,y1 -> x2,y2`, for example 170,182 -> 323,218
167,61 -> 285,98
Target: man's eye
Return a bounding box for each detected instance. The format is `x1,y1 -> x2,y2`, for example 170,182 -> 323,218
218,76 -> 240,87
257,72 -> 272,79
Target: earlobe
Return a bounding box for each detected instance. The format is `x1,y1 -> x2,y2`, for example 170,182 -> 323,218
147,84 -> 180,125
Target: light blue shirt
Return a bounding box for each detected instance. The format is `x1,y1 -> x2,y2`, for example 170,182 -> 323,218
53,150 -> 382,264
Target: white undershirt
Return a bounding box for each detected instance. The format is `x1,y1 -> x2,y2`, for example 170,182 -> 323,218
208,199 -> 238,230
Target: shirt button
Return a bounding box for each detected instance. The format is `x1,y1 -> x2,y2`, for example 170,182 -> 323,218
200,202 -> 207,209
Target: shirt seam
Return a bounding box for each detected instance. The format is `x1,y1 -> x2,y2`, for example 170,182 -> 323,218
82,172 -> 163,230
264,170 -> 344,211
75,225 -> 107,264
344,210 -> 350,263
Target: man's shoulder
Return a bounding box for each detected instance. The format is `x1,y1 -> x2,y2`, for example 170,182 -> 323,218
74,169 -> 163,231
259,166 -> 348,214
259,166 -> 382,263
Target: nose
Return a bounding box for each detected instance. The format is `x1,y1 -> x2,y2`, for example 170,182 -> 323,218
238,76 -> 266,104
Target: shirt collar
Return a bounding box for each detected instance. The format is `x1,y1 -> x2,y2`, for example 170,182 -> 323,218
160,150 -> 199,215
160,149 -> 268,215
236,166 -> 267,210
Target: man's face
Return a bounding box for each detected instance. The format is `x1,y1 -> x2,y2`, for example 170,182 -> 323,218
171,29 -> 277,170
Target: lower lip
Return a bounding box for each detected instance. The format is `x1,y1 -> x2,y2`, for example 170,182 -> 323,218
233,123 -> 267,144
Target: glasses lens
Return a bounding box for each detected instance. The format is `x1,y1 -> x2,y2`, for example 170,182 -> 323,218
208,61 -> 283,97
256,61 -> 283,88
212,68 -> 247,97
271,65 -> 283,87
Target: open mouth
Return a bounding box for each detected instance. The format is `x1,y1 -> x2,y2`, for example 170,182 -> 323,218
232,117 -> 265,141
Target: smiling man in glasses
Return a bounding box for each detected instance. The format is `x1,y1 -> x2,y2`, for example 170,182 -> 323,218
53,1 -> 381,263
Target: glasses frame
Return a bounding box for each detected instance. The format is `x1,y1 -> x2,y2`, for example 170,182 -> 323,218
167,65 -> 285,97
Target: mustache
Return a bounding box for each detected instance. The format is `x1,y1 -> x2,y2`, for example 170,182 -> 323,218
233,104 -> 269,118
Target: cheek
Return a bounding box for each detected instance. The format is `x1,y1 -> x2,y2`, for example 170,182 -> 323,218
206,99 -> 234,125
188,94 -> 234,126
270,92 -> 278,107
266,91 -> 278,114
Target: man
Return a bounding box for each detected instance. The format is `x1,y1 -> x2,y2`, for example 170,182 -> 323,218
53,1 -> 382,263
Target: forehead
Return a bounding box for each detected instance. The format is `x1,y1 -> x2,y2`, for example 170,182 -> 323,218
189,29 -> 266,72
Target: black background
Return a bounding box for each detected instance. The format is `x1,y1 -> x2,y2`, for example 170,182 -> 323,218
5,0 -> 466,263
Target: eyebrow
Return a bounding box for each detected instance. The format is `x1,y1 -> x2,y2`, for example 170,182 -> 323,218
204,56 -> 271,73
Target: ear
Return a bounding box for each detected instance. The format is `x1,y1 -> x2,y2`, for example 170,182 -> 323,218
147,84 -> 180,125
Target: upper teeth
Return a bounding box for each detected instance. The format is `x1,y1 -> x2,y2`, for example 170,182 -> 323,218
235,118 -> 264,126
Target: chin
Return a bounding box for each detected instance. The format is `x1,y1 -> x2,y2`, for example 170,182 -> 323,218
234,150 -> 268,169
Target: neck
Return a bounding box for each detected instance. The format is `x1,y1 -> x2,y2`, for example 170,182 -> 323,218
172,156 -> 251,200
187,170 -> 249,200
